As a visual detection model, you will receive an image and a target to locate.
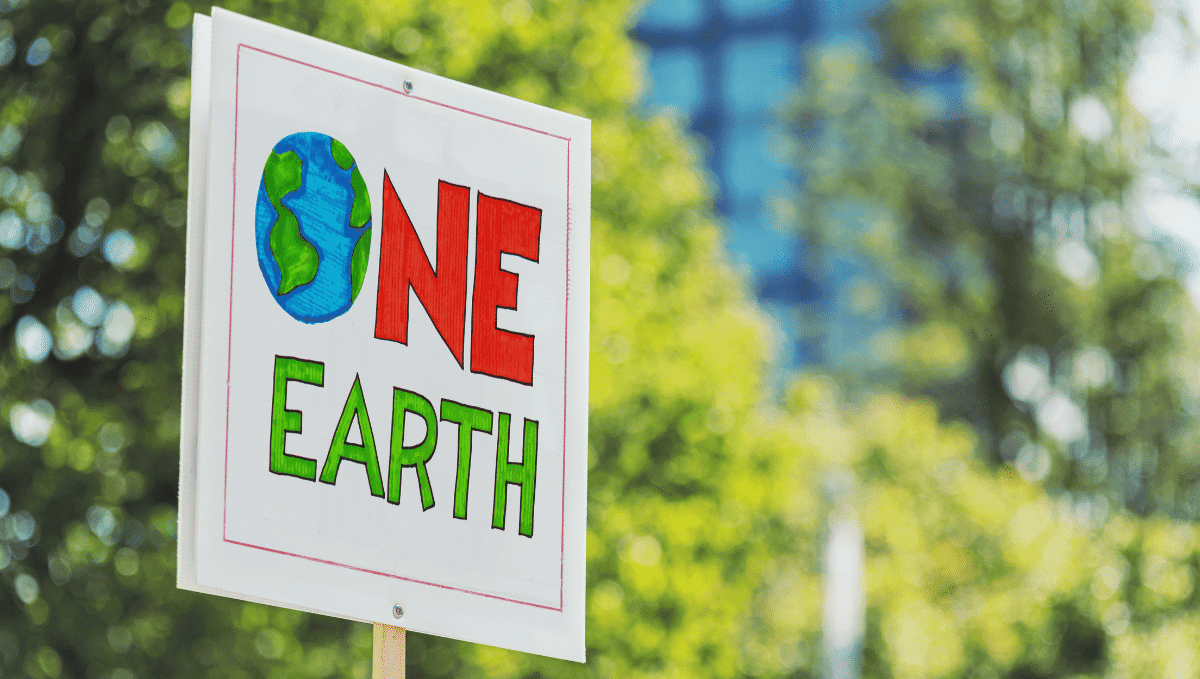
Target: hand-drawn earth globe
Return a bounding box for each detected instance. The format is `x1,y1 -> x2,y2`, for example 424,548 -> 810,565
254,131 -> 372,323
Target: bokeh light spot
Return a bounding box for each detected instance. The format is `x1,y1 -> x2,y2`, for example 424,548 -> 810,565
9,399 -> 53,446
72,286 -> 106,327
24,37 -> 50,66
15,315 -> 51,362
14,573 -> 38,603
98,301 -> 135,356
103,230 -> 136,266
0,37 -> 14,67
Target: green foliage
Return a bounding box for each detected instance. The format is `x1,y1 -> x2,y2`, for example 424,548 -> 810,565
765,378 -> 1200,679
790,0 -> 1200,517
787,0 -> 1200,676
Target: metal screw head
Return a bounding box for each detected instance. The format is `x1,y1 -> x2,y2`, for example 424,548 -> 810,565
392,604 -> 404,619
402,80 -> 413,94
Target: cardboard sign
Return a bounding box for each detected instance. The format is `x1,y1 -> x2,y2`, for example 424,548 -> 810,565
178,9 -> 589,661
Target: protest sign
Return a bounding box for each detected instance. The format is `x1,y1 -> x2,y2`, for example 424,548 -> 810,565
179,9 -> 589,662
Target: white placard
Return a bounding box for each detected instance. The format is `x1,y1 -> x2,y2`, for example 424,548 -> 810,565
179,8 -> 589,661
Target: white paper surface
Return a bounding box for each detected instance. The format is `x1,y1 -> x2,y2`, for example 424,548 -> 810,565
179,8 -> 589,661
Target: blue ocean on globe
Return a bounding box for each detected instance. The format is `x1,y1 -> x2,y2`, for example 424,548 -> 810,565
254,131 -> 372,324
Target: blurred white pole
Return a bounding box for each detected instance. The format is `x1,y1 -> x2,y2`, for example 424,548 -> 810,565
822,508 -> 864,679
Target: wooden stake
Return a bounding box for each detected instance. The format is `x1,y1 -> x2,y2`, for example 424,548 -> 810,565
372,623 -> 406,679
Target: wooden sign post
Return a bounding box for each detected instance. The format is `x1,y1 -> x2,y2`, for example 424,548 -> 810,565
373,625 -> 406,679
179,7 -> 589,665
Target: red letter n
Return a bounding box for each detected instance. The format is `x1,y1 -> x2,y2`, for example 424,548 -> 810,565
471,193 -> 541,386
375,172 -> 470,366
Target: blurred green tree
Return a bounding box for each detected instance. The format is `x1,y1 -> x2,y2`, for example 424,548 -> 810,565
789,0 -> 1200,518
786,0 -> 1200,676
757,376 -> 1200,679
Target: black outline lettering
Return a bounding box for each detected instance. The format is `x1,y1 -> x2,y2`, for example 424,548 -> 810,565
470,191 -> 542,387
440,399 -> 494,521
375,173 -> 470,366
318,374 -> 385,498
388,387 -> 438,511
268,355 -> 325,481
492,413 -> 539,538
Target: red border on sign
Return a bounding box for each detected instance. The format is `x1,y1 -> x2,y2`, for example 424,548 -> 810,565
222,44 -> 572,612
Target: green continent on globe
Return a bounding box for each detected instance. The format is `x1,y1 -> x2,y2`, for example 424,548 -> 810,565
264,150 -> 318,297
351,229 -> 371,301
350,167 -> 370,228
330,138 -> 354,170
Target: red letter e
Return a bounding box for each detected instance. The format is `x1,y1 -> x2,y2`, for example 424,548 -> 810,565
470,194 -> 541,386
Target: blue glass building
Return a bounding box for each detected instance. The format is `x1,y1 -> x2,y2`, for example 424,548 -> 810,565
634,0 -> 888,368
